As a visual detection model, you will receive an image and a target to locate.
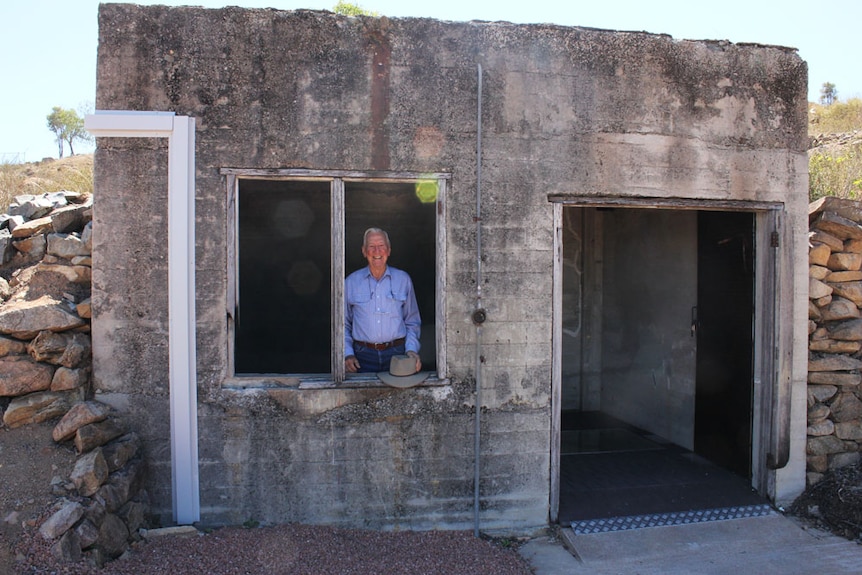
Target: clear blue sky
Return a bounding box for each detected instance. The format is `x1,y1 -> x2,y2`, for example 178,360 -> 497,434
1,0 -> 858,162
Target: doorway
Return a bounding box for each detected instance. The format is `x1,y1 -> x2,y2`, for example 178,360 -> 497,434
555,206 -> 765,527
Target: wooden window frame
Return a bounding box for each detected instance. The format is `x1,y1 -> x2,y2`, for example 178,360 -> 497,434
222,168 -> 450,389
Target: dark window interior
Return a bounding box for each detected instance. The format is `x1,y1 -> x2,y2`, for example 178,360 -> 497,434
236,179 -> 331,374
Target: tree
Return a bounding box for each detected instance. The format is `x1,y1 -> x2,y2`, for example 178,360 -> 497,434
46,106 -> 90,158
820,82 -> 838,106
333,1 -> 377,16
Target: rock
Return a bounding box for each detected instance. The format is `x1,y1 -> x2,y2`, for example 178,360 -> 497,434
807,435 -> 846,455
39,500 -> 84,540
809,243 -> 832,266
0,295 -> 86,340
97,513 -> 130,559
102,433 -> 141,472
825,270 -> 862,282
807,454 -> 828,473
829,281 -> 862,306
809,354 -> 862,372
75,519 -> 100,549
808,402 -> 832,421
0,275 -> 11,299
830,392 -> 862,423
70,448 -> 109,497
809,277 -> 833,300
835,421 -> 862,440
809,265 -> 830,280
827,252 -> 862,271
47,233 -> 90,259
820,297 -> 861,321
97,459 -> 146,512
809,300 -> 822,320
51,528 -> 83,563
35,263 -> 92,285
810,230 -> 844,251
76,298 -> 92,319
808,371 -> 861,387
807,419 -> 835,436
807,471 -> 825,486
0,336 -> 26,357
828,451 -> 861,470
12,192 -> 67,218
12,234 -> 47,259
51,366 -> 89,391
75,418 -> 127,453
28,330 -> 91,367
846,238 -> 862,253
141,526 -> 200,539
53,401 -> 112,442
808,339 -> 861,353
814,294 -> 832,307
10,215 -> 54,239
118,501 -> 146,533
50,204 -> 90,234
81,221 -> 93,251
0,231 -> 15,265
811,210 -> 862,240
2,391 -> 71,428
0,355 -> 55,396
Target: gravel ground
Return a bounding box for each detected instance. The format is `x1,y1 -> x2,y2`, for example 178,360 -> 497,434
12,522 -> 535,575
2,409 -> 534,575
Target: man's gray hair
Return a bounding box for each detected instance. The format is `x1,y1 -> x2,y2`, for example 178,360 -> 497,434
363,227 -> 391,249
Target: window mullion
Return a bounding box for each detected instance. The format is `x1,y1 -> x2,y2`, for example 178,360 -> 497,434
332,178 -> 345,382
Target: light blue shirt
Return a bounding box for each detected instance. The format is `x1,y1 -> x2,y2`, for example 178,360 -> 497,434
345,265 -> 421,357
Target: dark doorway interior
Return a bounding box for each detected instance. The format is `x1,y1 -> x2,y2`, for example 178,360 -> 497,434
695,211 -> 754,477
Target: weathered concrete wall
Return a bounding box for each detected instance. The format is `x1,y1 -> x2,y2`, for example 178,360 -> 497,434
92,4 -> 808,529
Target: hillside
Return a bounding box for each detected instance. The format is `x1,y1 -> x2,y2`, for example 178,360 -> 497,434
0,155 -> 93,213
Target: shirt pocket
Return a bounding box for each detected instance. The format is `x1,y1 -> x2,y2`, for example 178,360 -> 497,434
348,286 -> 372,305
386,290 -> 408,311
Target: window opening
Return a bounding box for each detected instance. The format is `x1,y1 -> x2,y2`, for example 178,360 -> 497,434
231,173 -> 444,383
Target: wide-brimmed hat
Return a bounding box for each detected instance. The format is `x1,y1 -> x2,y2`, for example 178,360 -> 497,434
377,354 -> 429,388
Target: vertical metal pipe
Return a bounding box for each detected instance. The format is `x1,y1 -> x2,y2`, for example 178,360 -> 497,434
473,63 -> 483,538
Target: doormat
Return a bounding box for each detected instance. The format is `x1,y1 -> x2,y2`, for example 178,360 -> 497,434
570,504 -> 773,534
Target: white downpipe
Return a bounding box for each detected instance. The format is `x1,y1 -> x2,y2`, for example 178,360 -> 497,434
84,111 -> 200,525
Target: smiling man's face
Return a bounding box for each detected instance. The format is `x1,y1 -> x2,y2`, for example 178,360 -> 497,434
362,231 -> 391,277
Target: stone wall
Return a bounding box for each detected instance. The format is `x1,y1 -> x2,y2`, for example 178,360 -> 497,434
807,197 -> 862,485
0,192 -> 146,565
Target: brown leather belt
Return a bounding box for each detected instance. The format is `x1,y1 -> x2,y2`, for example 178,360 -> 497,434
354,337 -> 405,351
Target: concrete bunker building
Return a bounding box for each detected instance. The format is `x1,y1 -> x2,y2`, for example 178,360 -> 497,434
88,4 -> 809,531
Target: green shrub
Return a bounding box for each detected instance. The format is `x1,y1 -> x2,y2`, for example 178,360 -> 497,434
809,143 -> 862,201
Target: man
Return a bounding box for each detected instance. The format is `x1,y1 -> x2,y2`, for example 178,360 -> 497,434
344,228 -> 422,374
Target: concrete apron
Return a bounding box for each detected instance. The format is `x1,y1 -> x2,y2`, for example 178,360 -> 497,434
519,513 -> 862,575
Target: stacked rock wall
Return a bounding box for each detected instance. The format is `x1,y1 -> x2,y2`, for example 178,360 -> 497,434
0,192 -> 148,565
808,197 -> 862,485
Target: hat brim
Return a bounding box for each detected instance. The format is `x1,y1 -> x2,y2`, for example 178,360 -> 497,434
376,370 -> 430,388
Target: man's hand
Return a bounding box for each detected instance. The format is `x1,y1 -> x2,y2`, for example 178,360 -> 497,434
345,355 -> 360,373
406,350 -> 422,373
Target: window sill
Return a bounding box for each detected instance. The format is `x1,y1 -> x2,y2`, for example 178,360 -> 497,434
224,374 -> 448,390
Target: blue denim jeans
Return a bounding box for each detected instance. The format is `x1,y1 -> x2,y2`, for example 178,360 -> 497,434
354,343 -> 406,373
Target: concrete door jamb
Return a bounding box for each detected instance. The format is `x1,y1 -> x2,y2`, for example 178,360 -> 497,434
84,110 -> 200,525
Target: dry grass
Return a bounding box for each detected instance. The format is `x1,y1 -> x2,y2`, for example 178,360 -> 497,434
0,154 -> 93,212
